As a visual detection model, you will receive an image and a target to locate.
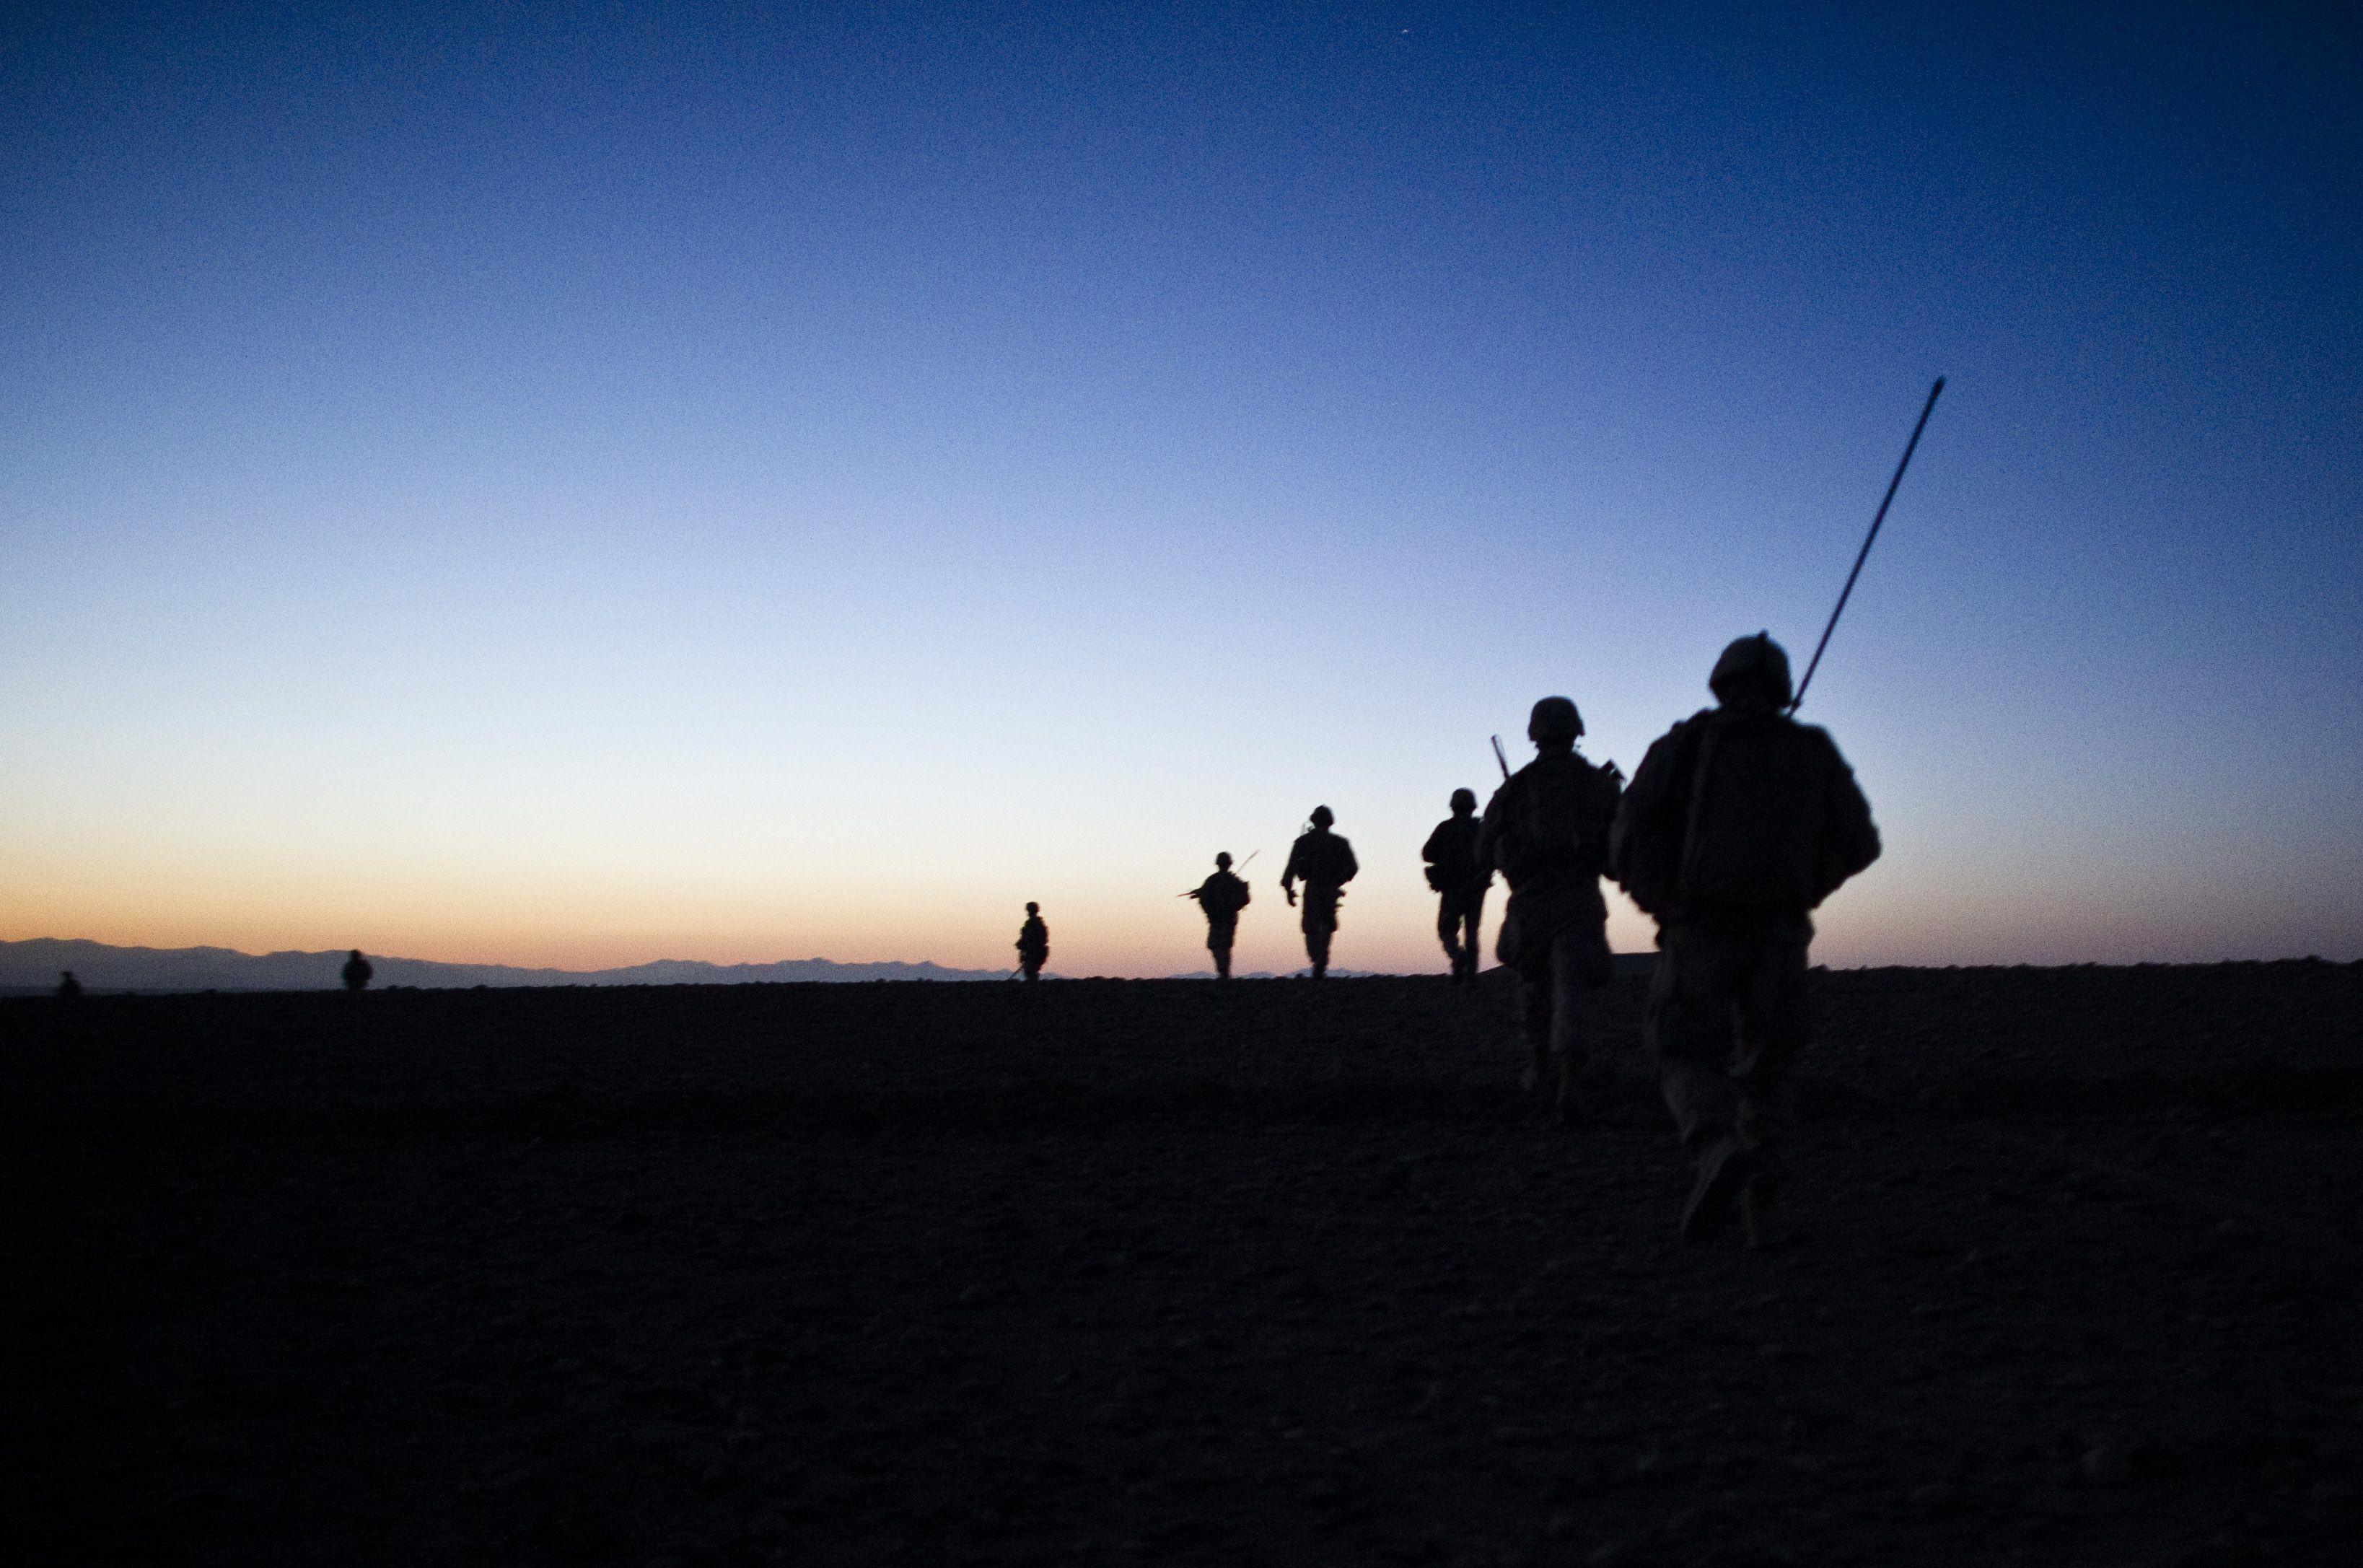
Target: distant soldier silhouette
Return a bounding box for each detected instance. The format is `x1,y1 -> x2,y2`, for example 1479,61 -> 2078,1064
1015,903 -> 1049,982
1280,806 -> 1358,978
1610,634 -> 1880,1246
55,970 -> 82,999
1186,853 -> 1253,979
341,950 -> 374,992
1421,787 -> 1491,985
1476,698 -> 1623,1121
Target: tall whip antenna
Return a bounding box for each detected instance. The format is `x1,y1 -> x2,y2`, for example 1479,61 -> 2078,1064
1790,377 -> 1945,711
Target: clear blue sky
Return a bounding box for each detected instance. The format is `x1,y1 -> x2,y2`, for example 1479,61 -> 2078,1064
4,2 -> 2357,974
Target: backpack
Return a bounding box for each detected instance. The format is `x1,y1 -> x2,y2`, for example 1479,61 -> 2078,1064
1614,710 -> 1841,916
1499,755 -> 1619,885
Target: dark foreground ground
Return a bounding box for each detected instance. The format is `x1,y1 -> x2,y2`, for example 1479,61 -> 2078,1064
6,963 -> 2360,1566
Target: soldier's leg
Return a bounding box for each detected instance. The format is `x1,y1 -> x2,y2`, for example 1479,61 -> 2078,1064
1306,922 -> 1330,978
1543,925 -> 1594,1114
1463,890 -> 1487,981
1437,897 -> 1463,969
1647,928 -> 1741,1142
1646,927 -> 1754,1238
1517,950 -> 1553,1093
1731,929 -> 1813,1242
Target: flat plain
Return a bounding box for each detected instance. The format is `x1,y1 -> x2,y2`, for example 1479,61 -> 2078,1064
6,962 -> 2359,1565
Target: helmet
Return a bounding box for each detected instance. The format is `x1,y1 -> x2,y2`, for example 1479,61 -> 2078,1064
1025,901 -> 1040,914
1527,696 -> 1582,743
1449,787 -> 1476,812
1709,632 -> 1793,708
1215,851 -> 1233,867
1309,805 -> 1334,828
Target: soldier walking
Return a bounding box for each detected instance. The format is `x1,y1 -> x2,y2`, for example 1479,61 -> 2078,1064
1279,806 -> 1358,979
341,949 -> 374,992
1610,634 -> 1880,1246
1421,787 -> 1491,985
1015,903 -> 1049,982
1185,853 -> 1253,978
1476,698 -> 1623,1122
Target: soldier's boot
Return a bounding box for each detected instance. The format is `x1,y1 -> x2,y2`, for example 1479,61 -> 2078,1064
1543,1053 -> 1590,1129
1739,1181 -> 1798,1251
1681,1136 -> 1757,1243
1519,1036 -> 1550,1096
1540,1058 -> 1578,1119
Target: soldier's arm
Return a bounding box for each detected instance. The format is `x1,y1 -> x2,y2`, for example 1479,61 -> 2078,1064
1812,736 -> 1881,901
1591,766 -> 1625,844
1607,730 -> 1684,901
1473,789 -> 1506,874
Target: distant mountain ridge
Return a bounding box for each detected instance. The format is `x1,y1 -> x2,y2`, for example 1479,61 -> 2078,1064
0,939 -> 1007,993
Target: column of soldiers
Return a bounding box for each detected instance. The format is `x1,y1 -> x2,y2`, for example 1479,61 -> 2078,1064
1007,637 -> 1871,1246
1447,639 -> 1880,1242
1012,632 -> 1881,1247
1457,635 -> 1880,1245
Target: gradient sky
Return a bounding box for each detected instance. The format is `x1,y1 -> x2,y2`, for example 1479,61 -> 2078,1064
4,2 -> 2358,976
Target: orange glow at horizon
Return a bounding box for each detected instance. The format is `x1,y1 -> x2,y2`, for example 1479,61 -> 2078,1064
12,835 -> 2354,978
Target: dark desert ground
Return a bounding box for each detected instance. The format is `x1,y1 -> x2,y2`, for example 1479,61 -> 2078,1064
6,963 -> 2359,1565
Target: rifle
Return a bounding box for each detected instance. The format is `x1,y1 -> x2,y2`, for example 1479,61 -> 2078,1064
1791,377 -> 1945,711
1490,735 -> 1509,779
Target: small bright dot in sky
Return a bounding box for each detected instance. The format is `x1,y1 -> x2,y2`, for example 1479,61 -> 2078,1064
1,4 -> 2357,976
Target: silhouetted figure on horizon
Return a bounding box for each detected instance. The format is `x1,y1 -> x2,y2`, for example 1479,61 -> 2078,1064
1186,853 -> 1253,978
1610,633 -> 1880,1248
1015,903 -> 1048,982
1280,806 -> 1357,978
341,950 -> 374,992
55,970 -> 82,999
1423,787 -> 1492,985
1477,697 -> 1623,1124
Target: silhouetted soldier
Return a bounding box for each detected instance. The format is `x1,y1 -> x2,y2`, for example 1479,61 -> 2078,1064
1610,634 -> 1880,1246
55,970 -> 82,999
1280,806 -> 1358,978
1422,787 -> 1491,985
1015,903 -> 1049,982
1477,698 -> 1623,1121
341,950 -> 374,992
1186,853 -> 1253,978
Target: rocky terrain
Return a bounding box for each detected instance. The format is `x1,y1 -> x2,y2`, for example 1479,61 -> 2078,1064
6,962 -> 2358,1564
